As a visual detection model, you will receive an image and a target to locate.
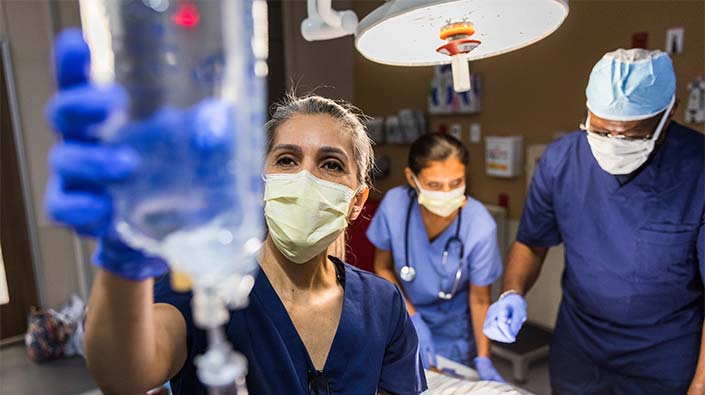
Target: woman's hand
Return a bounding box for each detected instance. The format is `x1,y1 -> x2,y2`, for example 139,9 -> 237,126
45,28 -> 168,281
473,356 -> 505,382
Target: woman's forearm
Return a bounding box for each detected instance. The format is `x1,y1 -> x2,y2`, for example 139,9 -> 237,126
373,249 -> 416,316
377,266 -> 416,316
470,285 -> 492,358
84,269 -> 167,394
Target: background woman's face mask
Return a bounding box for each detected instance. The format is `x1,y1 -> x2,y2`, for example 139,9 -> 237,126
412,175 -> 465,217
263,170 -> 355,264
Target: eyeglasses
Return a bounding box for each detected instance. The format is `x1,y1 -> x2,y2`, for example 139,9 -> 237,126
579,122 -> 655,141
579,116 -> 658,142
308,370 -> 331,395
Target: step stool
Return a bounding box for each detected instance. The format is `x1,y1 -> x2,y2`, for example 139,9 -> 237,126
491,322 -> 552,383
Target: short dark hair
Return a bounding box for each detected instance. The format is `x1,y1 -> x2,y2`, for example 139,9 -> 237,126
407,133 -> 469,175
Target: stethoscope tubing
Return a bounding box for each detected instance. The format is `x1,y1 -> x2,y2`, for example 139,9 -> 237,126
400,188 -> 465,299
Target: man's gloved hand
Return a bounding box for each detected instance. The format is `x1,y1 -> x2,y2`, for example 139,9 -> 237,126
44,28 -> 169,281
474,356 -> 505,383
410,313 -> 437,369
482,293 -> 527,343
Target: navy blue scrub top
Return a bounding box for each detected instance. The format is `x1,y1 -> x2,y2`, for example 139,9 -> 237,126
517,122 -> 705,381
154,256 -> 427,395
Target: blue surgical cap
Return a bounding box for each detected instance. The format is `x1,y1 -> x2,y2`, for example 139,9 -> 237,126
586,49 -> 676,121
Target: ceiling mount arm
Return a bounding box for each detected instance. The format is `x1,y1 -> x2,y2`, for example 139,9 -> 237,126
301,0 -> 358,41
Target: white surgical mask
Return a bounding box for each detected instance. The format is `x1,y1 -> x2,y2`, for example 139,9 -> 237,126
412,175 -> 466,217
585,97 -> 674,175
263,170 -> 355,264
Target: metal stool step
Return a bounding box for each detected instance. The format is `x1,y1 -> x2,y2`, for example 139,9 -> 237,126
491,322 -> 552,383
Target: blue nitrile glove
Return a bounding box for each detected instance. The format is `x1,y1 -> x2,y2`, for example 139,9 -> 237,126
410,313 -> 437,369
44,28 -> 168,281
46,29 -> 235,281
474,356 -> 505,383
482,293 -> 527,343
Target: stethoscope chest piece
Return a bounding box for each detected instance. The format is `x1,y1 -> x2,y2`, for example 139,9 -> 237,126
400,265 -> 416,282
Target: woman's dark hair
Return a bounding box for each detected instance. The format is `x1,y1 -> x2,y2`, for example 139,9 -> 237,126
408,133 -> 469,175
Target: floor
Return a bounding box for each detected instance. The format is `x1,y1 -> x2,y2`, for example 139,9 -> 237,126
494,357 -> 551,395
0,343 -> 552,395
0,344 -> 97,395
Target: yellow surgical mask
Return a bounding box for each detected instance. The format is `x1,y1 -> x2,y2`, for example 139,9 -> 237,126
263,170 -> 355,264
412,175 -> 466,217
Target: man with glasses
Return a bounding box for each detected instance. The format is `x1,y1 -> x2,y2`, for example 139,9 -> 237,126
483,48 -> 705,394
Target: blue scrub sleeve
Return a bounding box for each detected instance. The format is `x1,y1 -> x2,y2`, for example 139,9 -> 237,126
366,192 -> 395,251
468,224 -> 503,286
516,151 -> 563,247
378,286 -> 428,395
153,273 -> 194,351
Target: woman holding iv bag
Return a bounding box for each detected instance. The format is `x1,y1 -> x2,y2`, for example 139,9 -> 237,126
44,30 -> 426,395
367,133 -> 505,381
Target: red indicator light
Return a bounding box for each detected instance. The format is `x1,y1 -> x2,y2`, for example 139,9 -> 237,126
172,3 -> 200,28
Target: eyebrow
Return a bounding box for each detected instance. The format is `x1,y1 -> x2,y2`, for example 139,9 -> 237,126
318,146 -> 350,161
271,144 -> 303,154
427,177 -> 464,184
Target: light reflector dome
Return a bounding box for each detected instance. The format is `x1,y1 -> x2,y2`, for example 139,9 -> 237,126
355,0 -> 569,66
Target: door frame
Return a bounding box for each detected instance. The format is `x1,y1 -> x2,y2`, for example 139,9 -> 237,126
1,40 -> 45,306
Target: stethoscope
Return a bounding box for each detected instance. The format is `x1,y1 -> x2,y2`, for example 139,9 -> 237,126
399,189 -> 465,300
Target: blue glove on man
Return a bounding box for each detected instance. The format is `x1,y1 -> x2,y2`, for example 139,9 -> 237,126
482,293 -> 527,343
45,29 -> 234,281
410,313 -> 437,369
473,356 -> 505,382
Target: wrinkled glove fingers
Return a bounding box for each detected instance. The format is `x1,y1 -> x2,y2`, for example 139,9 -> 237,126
53,29 -> 90,90
190,99 -> 235,154
50,143 -> 138,186
46,85 -> 127,140
489,304 -> 516,342
508,306 -> 527,337
45,177 -> 112,236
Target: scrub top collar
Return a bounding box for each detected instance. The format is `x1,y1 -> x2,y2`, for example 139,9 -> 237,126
251,256 -> 351,389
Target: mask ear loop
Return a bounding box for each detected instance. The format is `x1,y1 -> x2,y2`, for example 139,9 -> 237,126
584,112 -> 592,130
649,95 -> 676,142
410,173 -> 426,196
347,182 -> 368,222
582,95 -> 674,141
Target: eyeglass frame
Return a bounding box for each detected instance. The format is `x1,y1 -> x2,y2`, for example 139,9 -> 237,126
579,112 -> 662,142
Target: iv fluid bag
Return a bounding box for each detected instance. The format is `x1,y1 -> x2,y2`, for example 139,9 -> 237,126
80,0 -> 268,291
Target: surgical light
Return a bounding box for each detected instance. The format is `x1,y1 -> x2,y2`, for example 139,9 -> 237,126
302,0 -> 569,92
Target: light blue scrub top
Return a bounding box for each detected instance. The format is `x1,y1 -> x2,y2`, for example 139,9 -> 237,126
367,186 -> 503,365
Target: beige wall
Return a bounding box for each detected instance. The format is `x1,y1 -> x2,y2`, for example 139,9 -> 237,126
1,0 -> 89,308
282,0 -> 355,101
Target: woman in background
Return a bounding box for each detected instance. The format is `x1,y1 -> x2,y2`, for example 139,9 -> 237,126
367,133 -> 505,382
